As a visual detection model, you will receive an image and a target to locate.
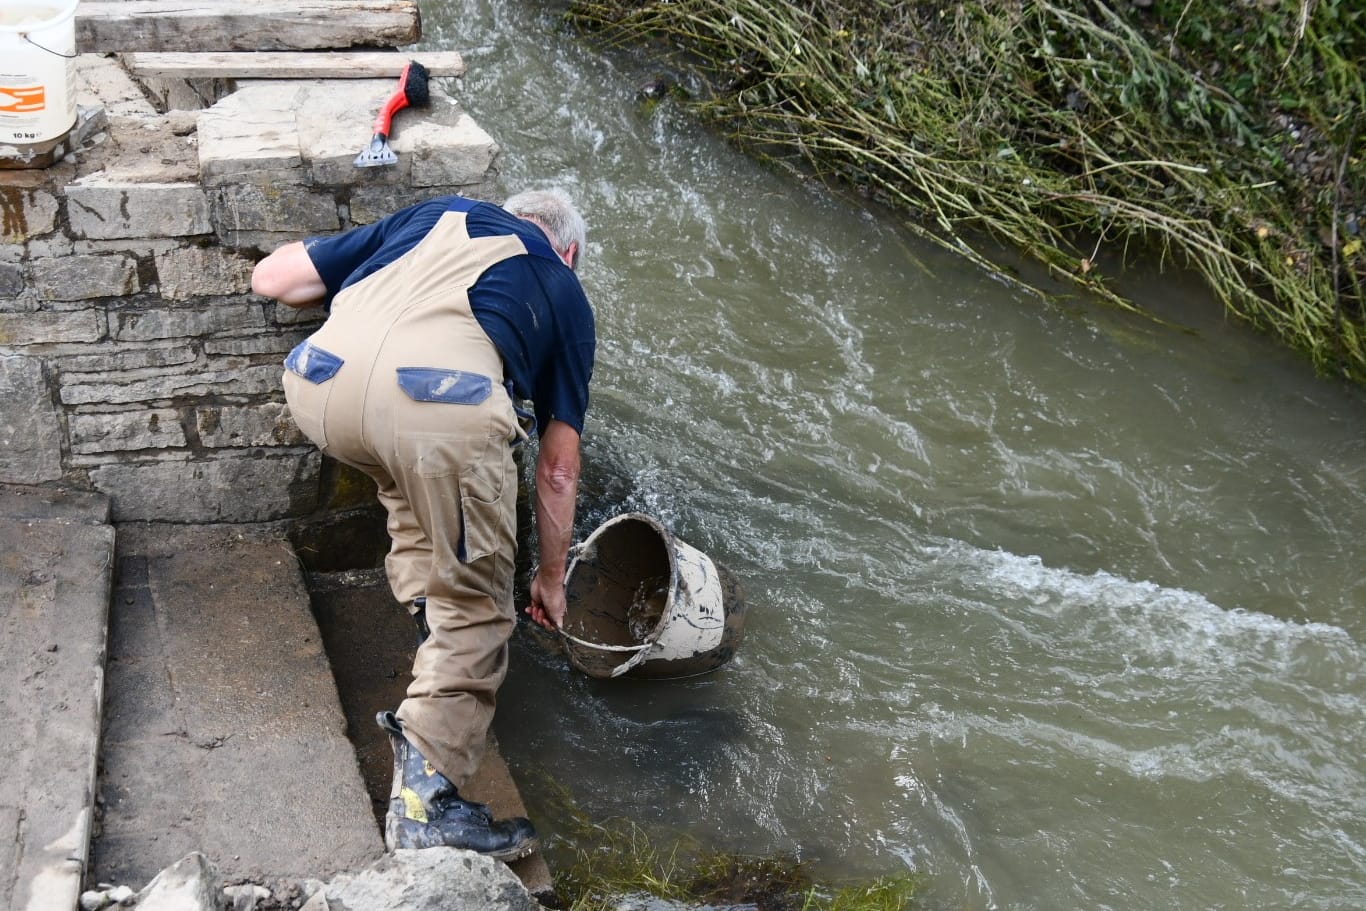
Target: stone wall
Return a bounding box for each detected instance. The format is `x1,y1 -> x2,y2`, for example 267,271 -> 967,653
0,55 -> 501,523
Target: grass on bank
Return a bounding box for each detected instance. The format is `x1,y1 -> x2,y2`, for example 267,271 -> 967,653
566,0 -> 1365,383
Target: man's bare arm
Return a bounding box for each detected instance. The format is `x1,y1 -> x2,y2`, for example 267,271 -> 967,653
252,241 -> 327,308
526,419 -> 582,630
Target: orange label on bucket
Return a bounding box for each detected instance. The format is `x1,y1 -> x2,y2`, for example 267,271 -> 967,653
0,86 -> 46,113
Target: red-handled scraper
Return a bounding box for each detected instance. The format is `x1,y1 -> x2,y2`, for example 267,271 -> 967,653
354,61 -> 431,168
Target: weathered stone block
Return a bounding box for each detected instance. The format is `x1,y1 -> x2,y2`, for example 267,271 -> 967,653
196,403 -> 305,448
198,91 -> 304,186
29,254 -> 139,301
25,235 -> 75,259
59,343 -> 197,373
113,301 -> 263,341
76,55 -> 160,120
0,185 -> 59,243
348,187 -> 437,225
70,409 -> 187,454
154,246 -> 254,300
140,75 -> 225,115
213,184 -> 339,235
0,296 -> 37,314
347,181 -> 499,228
271,303 -> 326,326
89,450 -> 321,522
0,356 -> 63,483
302,847 -> 539,911
77,238 -> 181,257
61,364 -> 283,405
0,310 -> 106,346
66,181 -> 212,239
293,80 -> 406,186
0,263 -> 24,298
319,458 -> 380,511
205,332 -> 307,356
410,113 -> 501,188
218,230 -> 312,255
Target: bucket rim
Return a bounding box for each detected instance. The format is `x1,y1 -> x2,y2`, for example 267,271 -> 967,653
0,0 -> 80,34
562,511 -> 677,677
566,511 -> 676,575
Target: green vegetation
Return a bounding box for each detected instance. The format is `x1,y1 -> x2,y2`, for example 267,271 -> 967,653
567,0 -> 1365,382
553,815 -> 921,910
531,781 -> 919,911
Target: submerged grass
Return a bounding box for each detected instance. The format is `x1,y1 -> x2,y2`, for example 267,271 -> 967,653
555,821 -> 921,911
537,780 -> 920,910
567,0 -> 1365,383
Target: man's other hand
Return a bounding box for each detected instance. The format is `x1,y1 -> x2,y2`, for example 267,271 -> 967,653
526,566 -> 567,630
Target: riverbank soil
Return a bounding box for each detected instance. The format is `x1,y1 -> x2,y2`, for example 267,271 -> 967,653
568,0 -> 1364,382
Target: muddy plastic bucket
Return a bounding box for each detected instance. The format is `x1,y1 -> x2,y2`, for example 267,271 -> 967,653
0,0 -> 79,145
560,513 -> 745,679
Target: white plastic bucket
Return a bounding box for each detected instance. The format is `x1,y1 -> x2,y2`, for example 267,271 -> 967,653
560,513 -> 746,679
0,0 -> 78,145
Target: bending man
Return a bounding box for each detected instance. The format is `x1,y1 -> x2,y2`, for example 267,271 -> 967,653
252,190 -> 594,861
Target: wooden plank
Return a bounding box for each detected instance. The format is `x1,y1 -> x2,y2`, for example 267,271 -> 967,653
122,51 -> 465,80
75,0 -> 421,54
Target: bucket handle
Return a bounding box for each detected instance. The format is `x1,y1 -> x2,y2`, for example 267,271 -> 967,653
22,35 -> 77,60
557,628 -> 652,653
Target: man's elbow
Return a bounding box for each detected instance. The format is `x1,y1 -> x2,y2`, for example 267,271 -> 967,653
251,257 -> 290,300
251,242 -> 325,306
538,458 -> 580,494
249,266 -> 276,299
536,420 -> 582,494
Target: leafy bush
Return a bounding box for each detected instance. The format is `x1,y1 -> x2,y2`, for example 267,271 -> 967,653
571,0 -> 1365,382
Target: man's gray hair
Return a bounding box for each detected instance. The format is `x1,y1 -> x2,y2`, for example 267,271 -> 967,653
502,189 -> 587,270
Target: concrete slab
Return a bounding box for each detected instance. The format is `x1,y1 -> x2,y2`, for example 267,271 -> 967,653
0,485 -> 114,911
93,523 -> 384,889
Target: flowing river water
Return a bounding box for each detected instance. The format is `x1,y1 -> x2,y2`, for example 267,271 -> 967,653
412,1 -> 1366,907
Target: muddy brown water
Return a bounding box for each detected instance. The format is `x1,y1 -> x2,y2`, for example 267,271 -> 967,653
301,1 -> 1366,908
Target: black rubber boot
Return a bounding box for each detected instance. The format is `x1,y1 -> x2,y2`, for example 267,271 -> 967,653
375,711 -> 539,861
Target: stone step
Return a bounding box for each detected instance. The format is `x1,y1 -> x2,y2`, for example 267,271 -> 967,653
195,79 -> 499,195
93,522 -> 385,890
0,484 -> 115,911
92,524 -> 553,900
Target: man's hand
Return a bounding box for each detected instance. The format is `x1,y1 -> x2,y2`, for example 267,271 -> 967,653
527,565 -> 567,630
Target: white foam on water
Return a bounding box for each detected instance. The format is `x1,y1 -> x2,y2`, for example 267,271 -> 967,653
926,538 -> 1359,677
911,539 -> 1366,821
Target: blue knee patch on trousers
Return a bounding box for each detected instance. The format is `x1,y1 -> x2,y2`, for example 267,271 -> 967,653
285,340 -> 344,383
396,368 -> 493,405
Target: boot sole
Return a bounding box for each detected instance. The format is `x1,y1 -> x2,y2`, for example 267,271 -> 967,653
484,836 -> 540,863
385,816 -> 540,862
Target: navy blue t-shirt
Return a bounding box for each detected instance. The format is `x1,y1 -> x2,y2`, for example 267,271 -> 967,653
303,196 -> 595,436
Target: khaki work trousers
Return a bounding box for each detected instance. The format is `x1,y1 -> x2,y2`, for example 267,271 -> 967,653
282,212 -> 529,788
